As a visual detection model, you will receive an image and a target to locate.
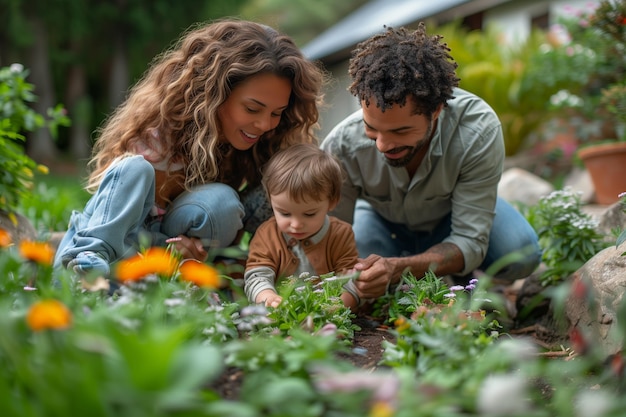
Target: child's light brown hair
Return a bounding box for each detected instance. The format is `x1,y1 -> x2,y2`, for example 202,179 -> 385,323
261,143 -> 343,205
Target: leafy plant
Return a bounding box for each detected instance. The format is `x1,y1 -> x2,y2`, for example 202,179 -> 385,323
525,187 -> 609,285
382,281 -> 501,393
0,64 -> 70,215
375,270 -> 450,324
600,83 -> 626,133
267,272 -> 359,339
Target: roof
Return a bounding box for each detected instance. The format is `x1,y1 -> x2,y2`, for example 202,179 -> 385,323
302,0 -> 471,62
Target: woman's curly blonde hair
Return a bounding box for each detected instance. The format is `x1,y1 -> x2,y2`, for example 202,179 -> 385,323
87,18 -> 324,193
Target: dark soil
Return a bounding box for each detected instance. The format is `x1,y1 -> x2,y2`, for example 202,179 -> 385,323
334,316 -> 396,369
210,316 -> 394,400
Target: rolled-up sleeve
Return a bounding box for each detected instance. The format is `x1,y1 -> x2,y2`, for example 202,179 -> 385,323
444,123 -> 504,274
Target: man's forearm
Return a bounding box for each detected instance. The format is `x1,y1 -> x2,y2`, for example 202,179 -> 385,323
390,242 -> 465,282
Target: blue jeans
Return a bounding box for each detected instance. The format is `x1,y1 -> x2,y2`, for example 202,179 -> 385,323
54,155 -> 245,268
352,197 -> 541,281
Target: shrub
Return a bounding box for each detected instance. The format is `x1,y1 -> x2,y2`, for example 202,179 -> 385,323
0,64 -> 70,215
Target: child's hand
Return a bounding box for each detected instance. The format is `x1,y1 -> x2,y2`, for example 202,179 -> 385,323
256,289 -> 283,308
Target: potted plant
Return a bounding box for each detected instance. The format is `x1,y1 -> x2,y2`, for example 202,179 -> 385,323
577,82 -> 626,204
569,0 -> 626,204
578,0 -> 626,204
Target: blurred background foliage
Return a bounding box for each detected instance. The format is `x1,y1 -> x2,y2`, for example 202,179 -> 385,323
0,0 -> 368,169
0,0 -> 620,168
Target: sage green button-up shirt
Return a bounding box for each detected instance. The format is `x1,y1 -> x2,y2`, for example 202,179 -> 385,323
320,88 -> 505,275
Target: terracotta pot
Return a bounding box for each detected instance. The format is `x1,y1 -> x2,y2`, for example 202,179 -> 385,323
577,142 -> 626,204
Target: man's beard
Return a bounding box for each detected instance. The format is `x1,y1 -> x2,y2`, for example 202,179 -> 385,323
383,121 -> 433,167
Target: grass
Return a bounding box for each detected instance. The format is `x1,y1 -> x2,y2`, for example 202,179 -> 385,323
19,170 -> 90,236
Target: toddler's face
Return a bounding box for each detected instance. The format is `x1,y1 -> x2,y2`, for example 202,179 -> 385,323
270,192 -> 332,241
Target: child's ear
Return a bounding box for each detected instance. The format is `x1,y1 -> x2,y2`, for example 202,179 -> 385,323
328,200 -> 338,212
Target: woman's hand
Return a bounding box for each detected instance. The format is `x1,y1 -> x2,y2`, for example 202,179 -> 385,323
167,235 -> 208,262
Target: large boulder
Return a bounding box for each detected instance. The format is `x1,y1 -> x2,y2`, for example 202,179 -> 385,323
565,243 -> 626,355
498,168 -> 554,207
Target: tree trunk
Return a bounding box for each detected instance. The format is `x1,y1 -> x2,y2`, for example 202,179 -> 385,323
109,34 -> 129,109
24,17 -> 58,164
65,63 -> 92,161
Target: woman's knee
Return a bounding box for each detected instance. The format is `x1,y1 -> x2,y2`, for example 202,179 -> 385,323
162,183 -> 244,247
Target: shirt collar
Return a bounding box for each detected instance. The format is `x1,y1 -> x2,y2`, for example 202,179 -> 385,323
282,215 -> 330,247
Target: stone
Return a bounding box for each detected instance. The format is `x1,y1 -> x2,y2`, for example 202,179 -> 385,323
563,167 -> 595,203
498,168 -> 554,207
565,243 -> 626,356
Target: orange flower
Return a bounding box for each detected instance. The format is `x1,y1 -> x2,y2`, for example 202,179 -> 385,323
115,247 -> 177,282
179,260 -> 220,288
394,316 -> 411,331
26,299 -> 72,331
19,240 -> 54,265
0,228 -> 12,248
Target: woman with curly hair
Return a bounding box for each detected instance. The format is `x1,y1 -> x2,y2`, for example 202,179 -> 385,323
55,19 -> 324,279
321,23 -> 541,302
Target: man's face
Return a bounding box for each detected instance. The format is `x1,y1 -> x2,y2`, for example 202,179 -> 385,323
361,99 -> 441,168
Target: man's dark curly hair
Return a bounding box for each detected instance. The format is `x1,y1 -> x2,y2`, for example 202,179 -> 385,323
348,22 -> 460,117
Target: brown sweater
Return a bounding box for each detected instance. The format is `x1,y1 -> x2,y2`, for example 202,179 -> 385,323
244,215 -> 358,302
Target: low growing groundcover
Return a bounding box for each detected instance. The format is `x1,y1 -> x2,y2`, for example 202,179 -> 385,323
1,234 -> 625,417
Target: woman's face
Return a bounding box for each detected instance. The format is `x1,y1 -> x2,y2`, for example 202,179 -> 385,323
218,73 -> 292,150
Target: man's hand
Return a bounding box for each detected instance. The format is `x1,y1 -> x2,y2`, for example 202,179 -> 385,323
353,254 -> 396,299
352,243 -> 465,300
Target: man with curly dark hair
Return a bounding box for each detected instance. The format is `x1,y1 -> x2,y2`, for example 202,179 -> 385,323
320,23 -> 541,302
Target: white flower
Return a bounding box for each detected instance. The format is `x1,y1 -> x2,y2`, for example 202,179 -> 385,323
10,63 -> 24,73
495,337 -> 538,362
575,389 -> 615,417
477,373 -> 532,415
164,298 -> 184,307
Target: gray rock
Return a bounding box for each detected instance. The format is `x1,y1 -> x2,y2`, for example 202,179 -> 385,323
498,168 -> 554,207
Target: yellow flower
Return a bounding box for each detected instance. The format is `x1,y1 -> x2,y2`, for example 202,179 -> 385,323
369,401 -> 395,417
0,228 -> 12,248
19,240 -> 55,265
179,260 -> 220,288
115,247 -> 177,282
36,164 -> 49,175
26,299 -> 72,331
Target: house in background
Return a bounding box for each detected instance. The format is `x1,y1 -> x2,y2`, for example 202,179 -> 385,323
302,0 -> 598,138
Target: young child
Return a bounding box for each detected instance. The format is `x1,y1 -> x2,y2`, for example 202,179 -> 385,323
244,143 -> 361,309
53,19 -> 324,278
